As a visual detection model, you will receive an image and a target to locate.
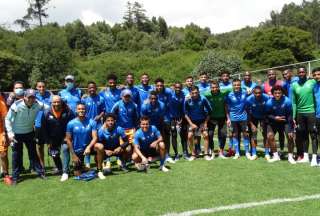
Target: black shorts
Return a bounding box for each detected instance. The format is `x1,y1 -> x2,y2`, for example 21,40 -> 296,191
296,113 -> 317,133
140,147 -> 159,157
188,120 -> 207,136
73,151 -> 85,171
267,122 -> 291,135
35,127 -> 46,145
316,118 -> 320,131
230,121 -> 248,135
249,118 -> 266,132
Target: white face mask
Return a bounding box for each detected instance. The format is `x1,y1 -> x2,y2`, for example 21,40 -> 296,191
14,88 -> 24,96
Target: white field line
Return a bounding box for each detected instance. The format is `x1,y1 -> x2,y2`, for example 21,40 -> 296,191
163,194 -> 320,216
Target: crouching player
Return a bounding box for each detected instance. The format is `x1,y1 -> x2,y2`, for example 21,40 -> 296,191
132,116 -> 169,172
95,113 -> 131,174
65,103 -> 103,179
265,86 -> 295,163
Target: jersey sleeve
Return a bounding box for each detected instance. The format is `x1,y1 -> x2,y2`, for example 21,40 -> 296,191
90,119 -> 97,132
203,97 -> 212,114
133,130 -> 141,146
66,121 -> 73,135
153,126 -> 161,138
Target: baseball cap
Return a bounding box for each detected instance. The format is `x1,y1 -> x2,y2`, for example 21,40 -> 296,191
65,75 -> 75,81
121,89 -> 132,97
24,89 -> 36,98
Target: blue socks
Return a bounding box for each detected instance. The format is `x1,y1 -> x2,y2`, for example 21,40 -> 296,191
232,138 -> 239,155
244,137 -> 250,154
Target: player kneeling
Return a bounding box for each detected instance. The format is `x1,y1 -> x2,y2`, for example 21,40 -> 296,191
132,116 -> 169,172
95,113 -> 132,175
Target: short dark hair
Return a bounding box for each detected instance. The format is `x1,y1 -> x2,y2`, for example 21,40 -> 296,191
211,80 -> 219,86
199,71 -> 207,76
253,85 -> 262,91
190,86 -> 199,91
36,81 -> 46,85
154,78 -> 164,84
185,76 -> 193,80
87,81 -> 96,86
312,67 -> 320,73
271,85 -> 284,94
107,73 -> 118,81
76,102 -> 86,107
14,81 -> 24,87
127,72 -> 134,77
174,81 -> 182,86
220,71 -> 230,76
149,91 -> 158,97
232,78 -> 241,83
105,113 -> 116,120
140,116 -> 150,122
141,72 -> 149,77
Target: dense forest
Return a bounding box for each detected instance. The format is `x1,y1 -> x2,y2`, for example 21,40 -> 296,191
1,0 -> 320,90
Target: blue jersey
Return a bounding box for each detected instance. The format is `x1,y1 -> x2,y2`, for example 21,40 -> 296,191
59,88 -> 82,113
184,96 -> 212,122
99,88 -> 122,113
66,117 -> 97,153
182,87 -> 192,98
314,82 -> 320,118
241,80 -> 257,95
169,91 -> 185,119
157,88 -> 172,122
282,76 -> 299,98
225,91 -> 248,122
134,126 -> 161,150
136,85 -> 153,107
265,96 -> 292,123
111,100 -> 139,129
98,126 -> 126,149
141,101 -> 165,128
126,86 -> 140,106
197,82 -> 210,95
81,95 -> 105,120
219,81 -> 232,93
35,91 -> 52,128
246,93 -> 269,119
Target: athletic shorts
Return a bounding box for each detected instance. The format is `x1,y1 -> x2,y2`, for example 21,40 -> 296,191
73,151 -> 85,171
188,120 -> 207,136
140,147 -> 159,157
249,118 -> 266,133
35,127 -> 46,145
267,122 -> 292,135
0,133 -> 8,153
230,121 -> 248,134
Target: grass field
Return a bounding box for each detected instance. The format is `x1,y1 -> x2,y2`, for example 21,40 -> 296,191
0,143 -> 320,216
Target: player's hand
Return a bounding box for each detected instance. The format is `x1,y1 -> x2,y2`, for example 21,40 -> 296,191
72,154 -> 80,163
113,147 -> 122,154
275,116 -> 285,122
141,157 -> 148,164
84,146 -> 91,155
227,119 -> 231,128
150,141 -> 157,149
105,150 -> 113,156
191,123 -> 198,130
7,132 -> 15,143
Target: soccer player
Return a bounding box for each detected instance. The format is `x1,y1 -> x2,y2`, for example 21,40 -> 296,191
140,91 -> 165,130
241,71 -> 257,95
204,81 -> 228,159
95,113 -> 131,174
219,71 -> 233,93
137,73 -> 154,107
34,81 -> 52,169
6,81 -> 25,107
99,74 -> 122,113
82,81 -> 105,168
154,78 -> 175,163
225,79 -> 251,160
313,67 -> 320,166
125,72 -> 140,107
41,95 -> 75,181
197,72 -> 210,95
184,86 -> 212,161
262,70 -> 283,96
182,76 -> 194,98
291,67 -> 318,165
132,116 -> 169,172
168,82 -> 186,160
5,89 -> 48,185
66,103 -> 101,178
282,68 -> 298,98
58,75 -> 82,114
246,86 -> 269,160
0,92 -> 12,185
265,86 -> 295,163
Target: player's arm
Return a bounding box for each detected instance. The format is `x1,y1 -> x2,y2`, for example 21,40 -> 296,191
66,132 -> 80,163
184,100 -> 197,129
84,130 -> 98,155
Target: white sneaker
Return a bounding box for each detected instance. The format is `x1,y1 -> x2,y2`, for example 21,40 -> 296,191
250,155 -> 258,161
204,155 -> 213,161
159,165 -> 169,172
310,158 -> 318,167
297,155 -> 310,163
233,154 -> 240,160
246,153 -> 252,160
268,155 -> 280,163
265,155 -> 271,161
166,157 -> 176,164
288,157 -> 297,165
97,171 -> 106,180
85,163 -> 91,169
60,173 -> 68,182
219,153 -> 227,159
188,156 -> 196,162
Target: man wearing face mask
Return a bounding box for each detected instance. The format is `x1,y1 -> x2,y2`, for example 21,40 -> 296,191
6,81 -> 25,107
58,75 -> 82,114
5,89 -> 49,185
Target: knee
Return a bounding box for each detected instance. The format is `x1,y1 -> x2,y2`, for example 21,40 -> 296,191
159,141 -> 165,150
187,132 -> 193,140
0,151 -> 7,159
94,143 -> 104,152
267,133 -> 274,140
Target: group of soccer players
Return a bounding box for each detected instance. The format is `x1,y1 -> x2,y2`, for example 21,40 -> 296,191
1,67 -> 320,186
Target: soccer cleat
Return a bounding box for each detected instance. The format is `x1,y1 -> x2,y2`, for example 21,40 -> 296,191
3,175 -> 13,185
268,156 -> 280,163
97,171 -> 106,180
159,165 -> 169,172
218,153 -> 227,159
174,155 -> 180,162
310,158 -> 318,167
233,154 -> 240,160
297,156 -> 310,163
265,155 -> 271,161
204,155 -> 213,161
288,156 -> 297,165
60,173 -> 69,182
250,155 -> 258,161
187,155 -> 196,161
245,153 -> 252,160
116,158 -> 122,166
166,157 -> 176,164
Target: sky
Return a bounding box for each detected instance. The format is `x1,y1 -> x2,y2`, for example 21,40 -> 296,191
0,0 -> 304,33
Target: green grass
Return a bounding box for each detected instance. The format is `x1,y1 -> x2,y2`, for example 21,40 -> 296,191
1,147 -> 320,216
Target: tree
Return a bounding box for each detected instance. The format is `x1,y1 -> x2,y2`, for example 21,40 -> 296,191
20,25 -> 73,88
243,26 -> 315,67
158,17 -> 168,38
123,2 -> 134,29
15,0 -> 51,29
183,23 -> 210,51
194,50 -> 242,78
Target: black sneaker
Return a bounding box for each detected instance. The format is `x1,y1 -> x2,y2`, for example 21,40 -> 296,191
120,165 -> 129,173
39,174 -> 47,180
